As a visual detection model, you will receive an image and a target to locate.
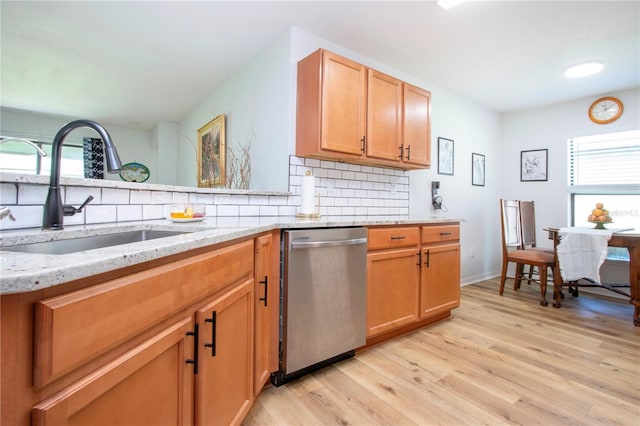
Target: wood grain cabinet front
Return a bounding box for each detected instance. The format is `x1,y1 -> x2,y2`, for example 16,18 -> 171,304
402,83 -> 431,167
296,48 -> 431,170
0,237 -> 282,426
366,227 -> 421,337
296,48 -> 367,161
33,240 -> 254,387
252,231 -> 280,397
195,278 -> 254,426
366,224 -> 460,344
420,224 -> 461,318
32,317 -> 195,426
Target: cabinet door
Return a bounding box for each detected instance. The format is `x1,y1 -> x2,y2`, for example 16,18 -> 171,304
366,69 -> 403,163
297,49 -> 367,160
320,51 -> 367,155
253,233 -> 277,396
420,243 -> 461,318
32,317 -> 194,426
195,279 -> 253,426
367,248 -> 420,337
403,84 -> 431,167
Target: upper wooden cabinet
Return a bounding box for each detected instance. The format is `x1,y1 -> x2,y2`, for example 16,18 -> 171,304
297,49 -> 367,160
403,84 -> 431,167
296,49 -> 431,170
366,69 -> 403,163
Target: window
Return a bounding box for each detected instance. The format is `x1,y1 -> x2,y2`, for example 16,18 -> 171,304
568,130 -> 640,260
0,139 -> 85,178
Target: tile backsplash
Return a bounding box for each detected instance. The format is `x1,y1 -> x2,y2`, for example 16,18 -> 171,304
0,156 -> 409,230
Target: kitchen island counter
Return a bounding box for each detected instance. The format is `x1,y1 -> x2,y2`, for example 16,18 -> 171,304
0,216 -> 461,294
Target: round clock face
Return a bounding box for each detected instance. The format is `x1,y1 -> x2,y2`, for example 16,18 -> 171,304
589,97 -> 623,124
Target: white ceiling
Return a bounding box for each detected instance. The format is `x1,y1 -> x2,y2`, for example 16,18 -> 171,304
1,1 -> 639,131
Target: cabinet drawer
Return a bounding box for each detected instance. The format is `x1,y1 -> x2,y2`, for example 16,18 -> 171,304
33,239 -> 254,387
368,227 -> 420,250
421,225 -> 460,244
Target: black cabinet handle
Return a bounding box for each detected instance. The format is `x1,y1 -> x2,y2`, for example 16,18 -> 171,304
398,144 -> 404,159
360,136 -> 366,153
405,145 -> 411,161
185,323 -> 199,374
259,275 -> 268,307
390,236 -> 406,240
204,311 -> 216,357
440,232 -> 452,236
416,251 -> 421,266
424,250 -> 430,267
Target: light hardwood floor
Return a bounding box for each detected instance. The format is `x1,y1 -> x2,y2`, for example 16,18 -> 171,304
244,278 -> 640,426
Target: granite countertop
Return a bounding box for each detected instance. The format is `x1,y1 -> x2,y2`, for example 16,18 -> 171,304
0,216 -> 461,295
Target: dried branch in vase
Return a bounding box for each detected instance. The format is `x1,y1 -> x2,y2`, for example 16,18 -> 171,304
226,128 -> 253,189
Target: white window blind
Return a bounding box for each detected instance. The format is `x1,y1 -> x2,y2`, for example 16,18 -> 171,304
568,130 -> 640,189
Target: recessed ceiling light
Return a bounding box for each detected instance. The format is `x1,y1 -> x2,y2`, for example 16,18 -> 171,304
437,0 -> 463,10
564,61 -> 604,78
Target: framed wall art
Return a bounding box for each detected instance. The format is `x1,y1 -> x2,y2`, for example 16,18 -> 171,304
520,148 -> 548,182
197,114 -> 226,187
437,137 -> 454,175
472,153 -> 485,186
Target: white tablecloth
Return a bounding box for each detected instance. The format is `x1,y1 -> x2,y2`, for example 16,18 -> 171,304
556,227 -> 614,283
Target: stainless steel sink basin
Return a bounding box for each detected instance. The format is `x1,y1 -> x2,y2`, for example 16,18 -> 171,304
2,230 -> 190,255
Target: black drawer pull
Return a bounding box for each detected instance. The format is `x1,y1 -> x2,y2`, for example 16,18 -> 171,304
440,232 -> 452,236
204,311 -> 216,357
390,236 -> 406,240
185,323 -> 199,374
259,276 -> 268,307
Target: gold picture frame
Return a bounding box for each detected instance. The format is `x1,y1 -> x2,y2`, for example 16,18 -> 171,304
197,114 -> 226,187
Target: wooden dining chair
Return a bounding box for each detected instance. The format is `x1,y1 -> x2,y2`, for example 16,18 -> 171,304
499,199 -> 557,306
518,200 -> 554,285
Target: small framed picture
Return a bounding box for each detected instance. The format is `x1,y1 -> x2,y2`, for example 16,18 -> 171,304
438,137 -> 454,175
520,149 -> 548,182
472,153 -> 485,186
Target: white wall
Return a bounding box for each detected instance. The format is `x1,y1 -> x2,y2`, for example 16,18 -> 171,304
411,93 -> 502,284
500,87 -> 640,249
177,32 -> 292,191
0,107 -> 156,183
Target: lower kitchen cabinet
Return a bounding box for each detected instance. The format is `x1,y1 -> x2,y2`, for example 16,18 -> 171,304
420,224 -> 461,318
195,278 -> 254,426
366,224 -> 461,343
367,247 -> 420,337
1,237 -> 274,426
32,317 -> 195,426
366,226 -> 421,337
253,232 -> 279,397
420,243 -> 460,318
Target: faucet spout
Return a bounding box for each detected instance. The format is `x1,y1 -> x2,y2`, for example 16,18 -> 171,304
0,137 -> 47,157
43,120 -> 122,230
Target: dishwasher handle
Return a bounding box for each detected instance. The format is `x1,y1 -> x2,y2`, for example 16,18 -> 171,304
290,237 -> 367,249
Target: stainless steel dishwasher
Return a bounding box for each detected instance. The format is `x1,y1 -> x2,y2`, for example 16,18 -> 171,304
272,227 -> 367,385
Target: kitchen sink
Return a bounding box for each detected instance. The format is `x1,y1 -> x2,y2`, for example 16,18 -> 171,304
1,230 -> 191,255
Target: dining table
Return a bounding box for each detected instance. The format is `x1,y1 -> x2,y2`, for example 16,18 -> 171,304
545,227 -> 640,327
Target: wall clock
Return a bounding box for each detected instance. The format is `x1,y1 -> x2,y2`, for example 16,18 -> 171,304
588,96 -> 623,124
